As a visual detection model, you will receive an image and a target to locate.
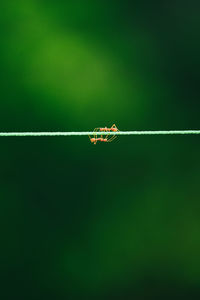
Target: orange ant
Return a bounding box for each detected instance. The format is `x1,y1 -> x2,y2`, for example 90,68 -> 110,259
99,124 -> 118,132
89,124 -> 119,144
90,137 -> 108,145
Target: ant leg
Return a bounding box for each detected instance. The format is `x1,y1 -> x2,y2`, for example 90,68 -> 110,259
112,124 -> 119,131
88,134 -> 93,143
107,135 -> 117,142
104,131 -> 110,142
89,128 -> 97,143
93,128 -> 99,141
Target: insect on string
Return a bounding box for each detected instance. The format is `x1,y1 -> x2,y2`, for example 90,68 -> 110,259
89,124 -> 119,144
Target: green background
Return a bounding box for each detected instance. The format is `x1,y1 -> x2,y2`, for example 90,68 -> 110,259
0,1 -> 200,299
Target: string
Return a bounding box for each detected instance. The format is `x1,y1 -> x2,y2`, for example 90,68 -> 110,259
0,130 -> 200,136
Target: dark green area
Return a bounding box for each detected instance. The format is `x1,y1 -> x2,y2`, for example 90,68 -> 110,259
0,1 -> 200,299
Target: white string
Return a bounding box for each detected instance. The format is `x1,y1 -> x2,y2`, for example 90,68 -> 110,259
0,130 -> 200,136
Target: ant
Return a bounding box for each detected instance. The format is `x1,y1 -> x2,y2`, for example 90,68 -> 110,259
99,124 -> 118,132
90,137 -> 108,145
89,124 -> 119,144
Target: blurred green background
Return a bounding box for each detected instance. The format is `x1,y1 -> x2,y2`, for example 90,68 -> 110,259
0,0 -> 200,299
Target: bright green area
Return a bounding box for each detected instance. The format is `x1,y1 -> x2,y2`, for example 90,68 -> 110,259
0,1 -> 200,299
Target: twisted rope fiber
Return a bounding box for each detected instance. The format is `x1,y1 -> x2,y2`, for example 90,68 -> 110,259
0,130 -> 200,136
